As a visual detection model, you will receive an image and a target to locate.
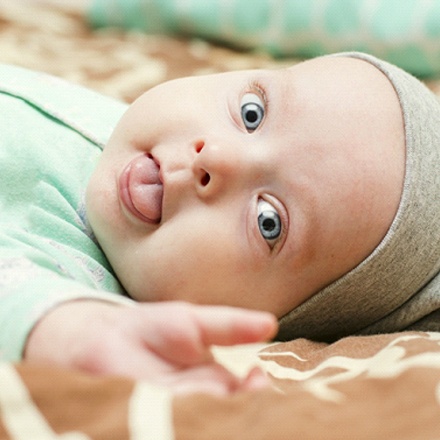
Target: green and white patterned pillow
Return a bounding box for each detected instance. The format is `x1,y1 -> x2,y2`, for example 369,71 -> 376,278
88,0 -> 440,77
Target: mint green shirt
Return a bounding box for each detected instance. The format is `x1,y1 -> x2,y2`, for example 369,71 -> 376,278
0,64 -> 133,361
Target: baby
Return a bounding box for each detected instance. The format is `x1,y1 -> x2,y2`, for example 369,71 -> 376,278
2,52 -> 440,391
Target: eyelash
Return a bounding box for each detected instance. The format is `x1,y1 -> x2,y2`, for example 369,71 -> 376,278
241,80 -> 269,129
247,80 -> 269,112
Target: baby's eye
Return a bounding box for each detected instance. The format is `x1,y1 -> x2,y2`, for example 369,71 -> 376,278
258,199 -> 282,245
240,93 -> 265,133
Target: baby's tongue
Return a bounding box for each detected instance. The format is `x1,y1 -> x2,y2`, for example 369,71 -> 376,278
129,155 -> 162,223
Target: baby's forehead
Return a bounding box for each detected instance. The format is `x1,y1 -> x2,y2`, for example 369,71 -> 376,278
286,57 -> 402,120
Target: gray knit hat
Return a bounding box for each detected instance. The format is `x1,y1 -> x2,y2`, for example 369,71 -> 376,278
278,52 -> 440,342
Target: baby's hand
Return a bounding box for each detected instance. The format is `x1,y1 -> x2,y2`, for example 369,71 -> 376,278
24,300 -> 277,395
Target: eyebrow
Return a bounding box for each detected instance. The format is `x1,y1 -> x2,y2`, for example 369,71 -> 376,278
278,69 -> 299,122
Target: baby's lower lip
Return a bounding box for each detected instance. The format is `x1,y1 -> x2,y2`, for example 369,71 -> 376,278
118,154 -> 163,224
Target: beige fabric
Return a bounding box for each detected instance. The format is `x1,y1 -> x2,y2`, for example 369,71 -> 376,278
279,52 -> 440,342
175,332 -> 440,440
1,333 -> 440,439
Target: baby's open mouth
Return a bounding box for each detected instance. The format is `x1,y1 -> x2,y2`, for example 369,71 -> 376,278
119,154 -> 163,224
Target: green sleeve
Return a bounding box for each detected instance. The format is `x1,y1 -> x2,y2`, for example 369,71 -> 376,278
0,64 -> 132,361
0,256 -> 133,361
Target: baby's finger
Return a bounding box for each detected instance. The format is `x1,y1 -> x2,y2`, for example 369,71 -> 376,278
138,303 -> 277,366
154,362 -> 243,396
189,304 -> 278,346
240,366 -> 273,391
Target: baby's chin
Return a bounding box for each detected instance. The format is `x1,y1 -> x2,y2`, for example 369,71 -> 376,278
119,278 -> 171,303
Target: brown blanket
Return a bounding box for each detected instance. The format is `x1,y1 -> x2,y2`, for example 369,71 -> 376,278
178,332 -> 440,439
0,2 -> 293,103
1,332 -> 440,439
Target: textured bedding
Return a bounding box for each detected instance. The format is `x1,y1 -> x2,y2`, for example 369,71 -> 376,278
2,332 -> 440,439
0,2 -> 293,103
2,2 -> 440,439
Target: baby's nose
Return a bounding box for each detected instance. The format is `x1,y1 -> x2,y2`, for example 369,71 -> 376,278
192,139 -> 241,198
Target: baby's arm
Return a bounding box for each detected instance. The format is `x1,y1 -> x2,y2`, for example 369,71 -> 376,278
24,300 -> 277,395
0,253 -> 276,395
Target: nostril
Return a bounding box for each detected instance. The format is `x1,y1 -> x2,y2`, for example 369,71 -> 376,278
200,171 -> 210,186
195,140 -> 205,153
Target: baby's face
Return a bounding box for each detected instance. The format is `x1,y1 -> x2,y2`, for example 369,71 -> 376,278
86,56 -> 404,317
